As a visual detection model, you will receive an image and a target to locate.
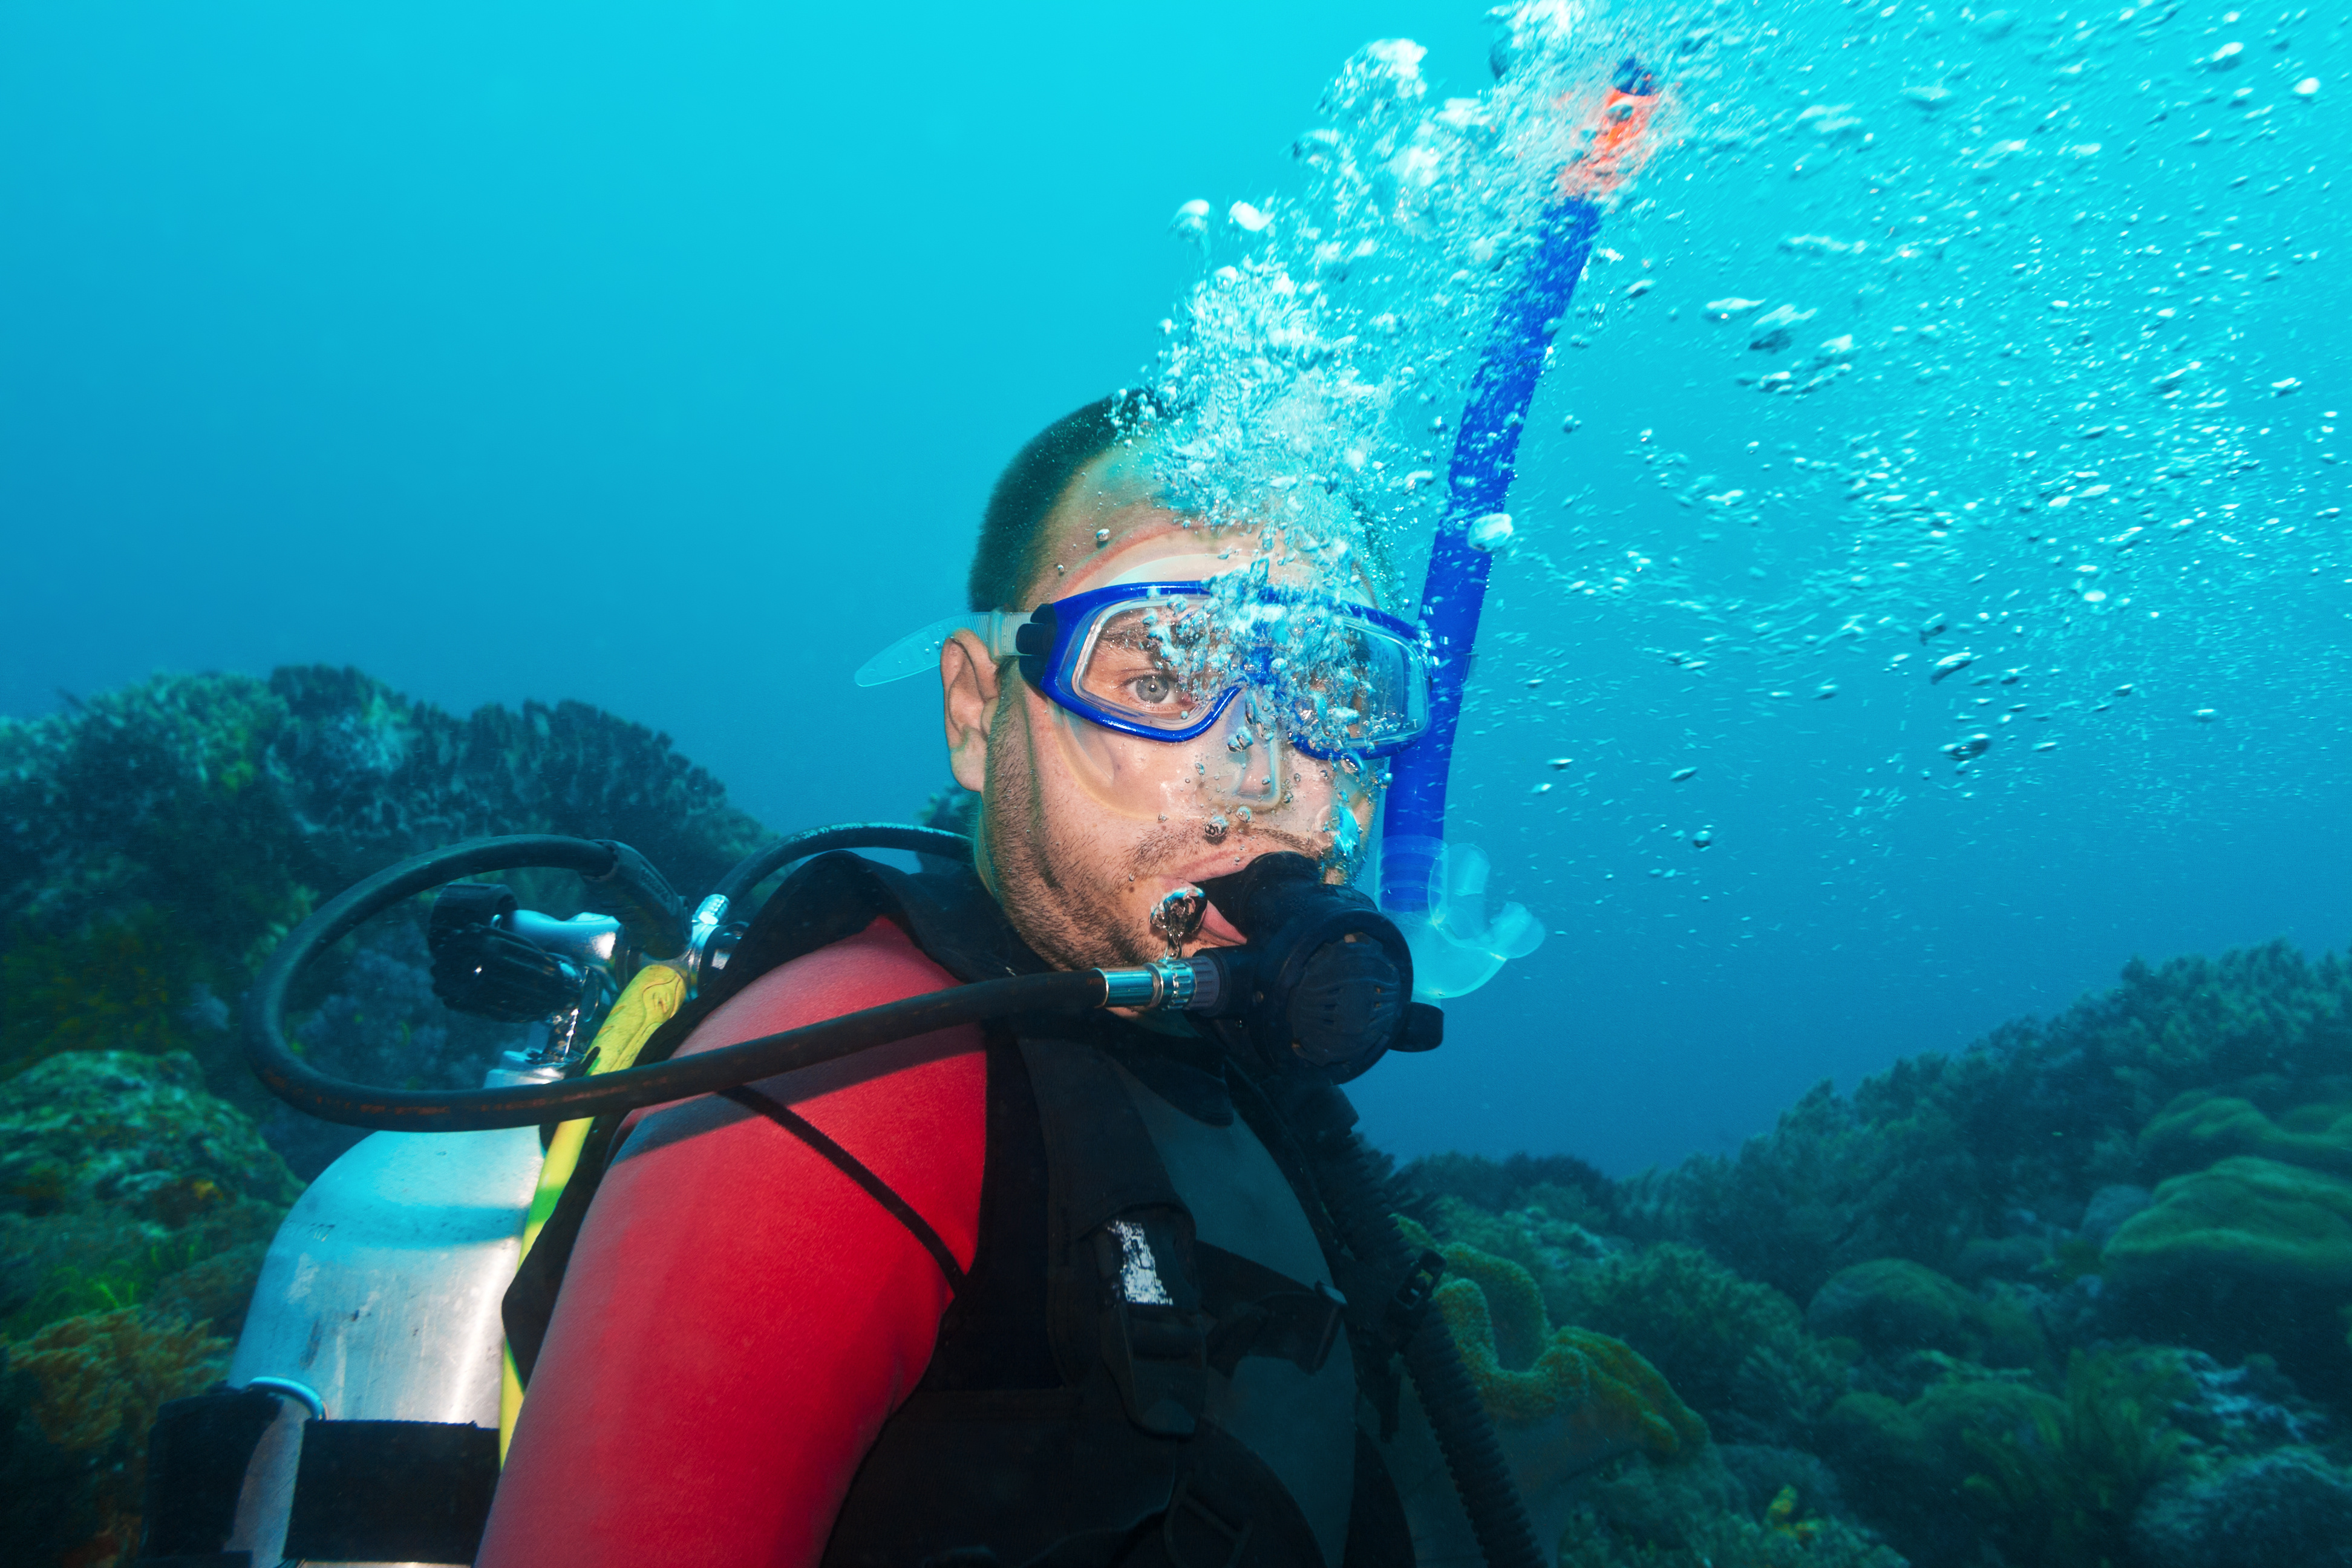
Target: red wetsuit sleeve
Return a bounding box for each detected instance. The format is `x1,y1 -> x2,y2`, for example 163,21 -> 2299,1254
479,918 -> 987,1568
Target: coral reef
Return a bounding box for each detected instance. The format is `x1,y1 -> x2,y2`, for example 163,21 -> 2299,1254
1953,1348 -> 2196,1568
2138,1082 -> 2352,1180
0,1051 -> 295,1345
1554,1243 -> 1847,1445
1555,1447 -> 1901,1568
2103,1154 -> 2352,1295
1805,1259 -> 2048,1377
1617,942 -> 2352,1303
1413,939 -> 2352,1568
0,1048 -> 302,1221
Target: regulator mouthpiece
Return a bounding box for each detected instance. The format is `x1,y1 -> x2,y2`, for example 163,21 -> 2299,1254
1195,852 -> 1440,1078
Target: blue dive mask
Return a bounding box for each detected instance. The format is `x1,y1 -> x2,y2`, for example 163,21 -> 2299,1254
857,580 -> 1432,762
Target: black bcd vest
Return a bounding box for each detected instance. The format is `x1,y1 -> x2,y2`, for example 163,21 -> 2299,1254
505,852 -> 1417,1568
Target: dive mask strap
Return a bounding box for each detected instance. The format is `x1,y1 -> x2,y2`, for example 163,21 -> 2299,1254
852,610 -> 1024,687
1013,603 -> 1057,690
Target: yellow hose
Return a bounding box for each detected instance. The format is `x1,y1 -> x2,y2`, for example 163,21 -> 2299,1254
498,962 -> 689,1461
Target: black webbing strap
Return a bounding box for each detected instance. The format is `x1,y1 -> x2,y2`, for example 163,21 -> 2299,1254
135,1385 -> 280,1563
281,1420 -> 497,1564
720,1084 -> 968,1293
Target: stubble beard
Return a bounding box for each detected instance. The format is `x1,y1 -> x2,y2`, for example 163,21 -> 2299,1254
981,694 -> 1336,972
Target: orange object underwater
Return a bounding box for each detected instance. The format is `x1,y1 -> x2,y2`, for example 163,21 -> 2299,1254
1558,57 -> 1664,201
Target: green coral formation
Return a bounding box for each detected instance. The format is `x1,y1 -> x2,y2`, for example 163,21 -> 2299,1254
2138,1084 -> 2352,1180
1805,1259 -> 2048,1374
2102,1155 -> 2352,1293
1820,1348 -> 2195,1566
1616,942 -> 2352,1302
1554,1243 -> 1848,1436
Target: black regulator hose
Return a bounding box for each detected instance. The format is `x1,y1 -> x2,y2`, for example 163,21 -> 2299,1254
708,822 -> 973,910
243,833 -> 1100,1134
1279,1074 -> 1544,1568
1340,1141 -> 1543,1568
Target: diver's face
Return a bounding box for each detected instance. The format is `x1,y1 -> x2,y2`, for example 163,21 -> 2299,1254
940,466 -> 1376,972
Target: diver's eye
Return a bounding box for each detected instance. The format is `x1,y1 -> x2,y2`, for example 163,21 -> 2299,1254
1128,672 -> 1179,706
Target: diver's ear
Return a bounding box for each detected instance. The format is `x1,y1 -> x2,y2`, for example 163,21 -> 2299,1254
942,629 -> 999,793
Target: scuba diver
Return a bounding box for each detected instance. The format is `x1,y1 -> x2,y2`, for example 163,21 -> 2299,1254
476,393 -> 1459,1567
141,54 -> 1662,1568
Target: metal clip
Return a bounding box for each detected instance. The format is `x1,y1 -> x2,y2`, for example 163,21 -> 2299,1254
1151,885 -> 1208,958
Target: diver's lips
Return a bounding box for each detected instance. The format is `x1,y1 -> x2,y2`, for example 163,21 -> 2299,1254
1155,850 -> 1307,947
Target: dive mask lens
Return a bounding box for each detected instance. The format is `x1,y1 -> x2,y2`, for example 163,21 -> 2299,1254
1043,583 -> 1431,756
1278,615 -> 1430,759
1067,595 -> 1229,734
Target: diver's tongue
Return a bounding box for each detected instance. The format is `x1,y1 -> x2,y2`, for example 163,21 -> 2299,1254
1197,900 -> 1250,948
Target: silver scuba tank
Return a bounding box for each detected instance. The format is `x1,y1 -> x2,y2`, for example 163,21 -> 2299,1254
218,1122 -> 546,1566
204,903 -> 635,1566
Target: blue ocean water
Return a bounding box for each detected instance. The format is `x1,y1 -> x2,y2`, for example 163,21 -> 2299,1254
4,0 -> 2345,1176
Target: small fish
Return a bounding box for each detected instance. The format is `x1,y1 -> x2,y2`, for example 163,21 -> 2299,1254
1930,651 -> 1977,684
1671,766 -> 1698,782
1941,733 -> 1992,760
1919,614 -> 1949,643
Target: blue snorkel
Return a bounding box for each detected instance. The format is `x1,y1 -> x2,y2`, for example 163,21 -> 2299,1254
1380,57 -> 1662,997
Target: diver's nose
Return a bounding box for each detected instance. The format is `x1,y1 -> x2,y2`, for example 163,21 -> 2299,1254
1216,694 -> 1284,802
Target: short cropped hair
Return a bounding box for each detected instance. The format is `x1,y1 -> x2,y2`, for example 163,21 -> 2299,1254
968,391 -> 1163,612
